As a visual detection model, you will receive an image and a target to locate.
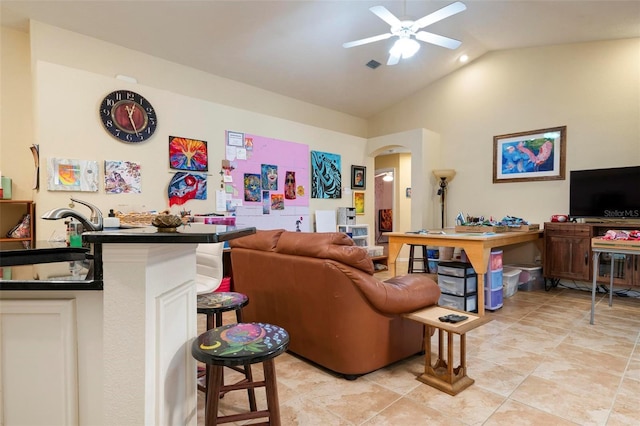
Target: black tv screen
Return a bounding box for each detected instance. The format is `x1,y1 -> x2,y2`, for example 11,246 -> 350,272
569,166 -> 640,219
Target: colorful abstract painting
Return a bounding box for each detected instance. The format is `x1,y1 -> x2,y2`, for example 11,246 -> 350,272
168,172 -> 207,206
311,151 -> 341,199
169,136 -> 208,171
244,173 -> 261,202
261,164 -> 278,190
104,160 -> 141,194
47,158 -> 99,192
262,191 -> 270,214
271,194 -> 284,210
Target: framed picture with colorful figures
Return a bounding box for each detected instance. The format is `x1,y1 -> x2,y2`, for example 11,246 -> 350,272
493,126 -> 566,183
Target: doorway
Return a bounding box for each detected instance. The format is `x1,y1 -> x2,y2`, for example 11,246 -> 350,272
374,167 -> 394,244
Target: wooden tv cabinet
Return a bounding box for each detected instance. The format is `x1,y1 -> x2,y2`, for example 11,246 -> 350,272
544,221 -> 640,287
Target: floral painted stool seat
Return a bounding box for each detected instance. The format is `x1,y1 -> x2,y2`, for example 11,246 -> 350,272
196,292 -> 251,405
197,292 -> 249,330
191,322 -> 290,426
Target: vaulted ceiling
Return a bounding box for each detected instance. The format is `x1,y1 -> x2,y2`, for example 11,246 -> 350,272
2,1 -> 639,118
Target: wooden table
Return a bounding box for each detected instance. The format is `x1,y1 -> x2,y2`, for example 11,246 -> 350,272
590,238 -> 640,325
404,306 -> 490,395
385,230 -> 543,315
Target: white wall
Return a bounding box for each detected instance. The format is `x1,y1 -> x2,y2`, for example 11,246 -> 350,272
369,39 -> 640,227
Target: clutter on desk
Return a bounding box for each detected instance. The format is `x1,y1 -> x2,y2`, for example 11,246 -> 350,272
600,229 -> 640,240
454,213 -> 538,233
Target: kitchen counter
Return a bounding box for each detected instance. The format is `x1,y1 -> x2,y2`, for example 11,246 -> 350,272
0,225 -> 255,291
0,223 -> 256,425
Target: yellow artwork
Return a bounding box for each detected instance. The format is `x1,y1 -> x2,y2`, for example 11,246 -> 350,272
353,191 -> 365,215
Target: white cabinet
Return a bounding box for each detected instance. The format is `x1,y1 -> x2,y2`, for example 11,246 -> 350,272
337,224 -> 370,247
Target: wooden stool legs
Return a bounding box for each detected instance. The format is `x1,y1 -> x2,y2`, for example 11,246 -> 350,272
408,245 -> 429,273
205,359 -> 281,426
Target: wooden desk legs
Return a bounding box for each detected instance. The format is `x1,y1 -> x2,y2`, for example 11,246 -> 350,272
419,326 -> 474,396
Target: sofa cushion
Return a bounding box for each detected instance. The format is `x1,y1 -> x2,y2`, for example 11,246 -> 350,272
275,231 -> 374,274
229,228 -> 285,252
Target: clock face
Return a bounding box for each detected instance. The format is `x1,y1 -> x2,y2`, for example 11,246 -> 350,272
100,90 -> 157,143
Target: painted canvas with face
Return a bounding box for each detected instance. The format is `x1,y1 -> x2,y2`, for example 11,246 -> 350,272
284,171 -> 296,199
168,172 -> 207,206
261,164 -> 278,190
244,173 -> 261,202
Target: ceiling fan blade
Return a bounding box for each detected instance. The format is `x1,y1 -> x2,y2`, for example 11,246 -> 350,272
342,33 -> 393,48
415,31 -> 462,49
412,1 -> 467,31
387,51 -> 401,66
369,5 -> 402,27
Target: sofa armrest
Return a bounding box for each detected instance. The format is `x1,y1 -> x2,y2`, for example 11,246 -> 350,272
346,270 -> 441,315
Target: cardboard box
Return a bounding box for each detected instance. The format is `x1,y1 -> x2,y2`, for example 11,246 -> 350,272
454,225 -> 508,233
506,223 -> 540,232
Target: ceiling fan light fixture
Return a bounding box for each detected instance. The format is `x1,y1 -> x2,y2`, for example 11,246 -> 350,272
390,37 -> 421,59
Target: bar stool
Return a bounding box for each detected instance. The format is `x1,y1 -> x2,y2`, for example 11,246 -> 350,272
192,322 -> 290,426
196,292 -> 251,405
408,244 -> 429,273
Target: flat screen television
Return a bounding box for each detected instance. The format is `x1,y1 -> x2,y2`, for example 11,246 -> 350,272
569,166 -> 640,220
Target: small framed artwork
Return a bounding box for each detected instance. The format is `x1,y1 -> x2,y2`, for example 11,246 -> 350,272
493,126 -> 566,183
353,191 -> 365,215
378,209 -> 393,232
351,165 -> 366,189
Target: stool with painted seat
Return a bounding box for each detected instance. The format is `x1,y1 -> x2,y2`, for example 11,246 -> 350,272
408,244 -> 429,273
196,292 -> 251,406
192,322 -> 290,425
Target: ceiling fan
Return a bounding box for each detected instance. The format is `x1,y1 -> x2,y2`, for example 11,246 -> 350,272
343,1 -> 467,66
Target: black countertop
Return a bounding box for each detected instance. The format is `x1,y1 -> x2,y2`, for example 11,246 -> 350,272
83,224 -> 256,244
0,225 -> 255,291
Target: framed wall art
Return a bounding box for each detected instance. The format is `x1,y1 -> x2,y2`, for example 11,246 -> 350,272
493,126 -> 566,183
351,165 -> 366,189
353,191 -> 365,215
311,150 -> 341,199
47,158 -> 99,192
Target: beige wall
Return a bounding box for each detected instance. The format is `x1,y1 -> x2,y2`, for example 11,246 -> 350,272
369,38 -> 640,226
2,21 -> 639,242
2,22 -> 375,240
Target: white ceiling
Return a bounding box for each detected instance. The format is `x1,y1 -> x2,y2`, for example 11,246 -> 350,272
2,1 -> 639,118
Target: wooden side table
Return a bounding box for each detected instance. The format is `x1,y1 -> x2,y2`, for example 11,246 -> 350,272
404,306 -> 490,395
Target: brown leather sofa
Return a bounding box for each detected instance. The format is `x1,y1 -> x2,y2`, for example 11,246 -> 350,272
229,229 -> 441,378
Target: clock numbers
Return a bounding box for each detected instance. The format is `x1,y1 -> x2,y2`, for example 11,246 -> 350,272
100,90 -> 157,143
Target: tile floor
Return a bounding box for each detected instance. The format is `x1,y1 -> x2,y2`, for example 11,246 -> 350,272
197,266 -> 640,425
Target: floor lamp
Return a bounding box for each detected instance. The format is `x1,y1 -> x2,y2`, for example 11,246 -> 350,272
433,169 -> 456,229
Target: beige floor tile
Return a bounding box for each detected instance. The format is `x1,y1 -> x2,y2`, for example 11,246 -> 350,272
406,381 -> 506,425
195,286 -> 640,425
484,399 -> 579,425
362,396 -> 466,425
608,377 -> 640,425
511,375 -> 612,424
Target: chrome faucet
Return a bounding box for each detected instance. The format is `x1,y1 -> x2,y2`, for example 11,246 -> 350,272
42,198 -> 104,231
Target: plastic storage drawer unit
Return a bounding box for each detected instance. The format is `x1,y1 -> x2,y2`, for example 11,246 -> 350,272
485,286 -> 503,310
438,293 -> 478,313
437,261 -> 478,313
437,274 -> 477,296
437,262 -> 474,277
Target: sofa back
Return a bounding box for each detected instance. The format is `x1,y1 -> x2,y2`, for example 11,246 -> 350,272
229,229 -> 375,274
